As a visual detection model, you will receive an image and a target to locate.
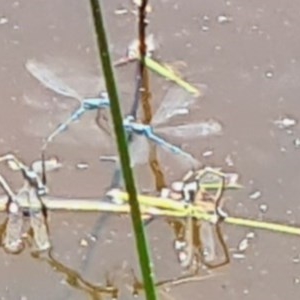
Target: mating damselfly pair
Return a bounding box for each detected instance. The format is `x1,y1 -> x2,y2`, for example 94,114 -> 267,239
24,58 -> 223,171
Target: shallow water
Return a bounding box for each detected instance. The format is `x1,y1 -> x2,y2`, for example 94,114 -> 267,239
0,0 -> 300,299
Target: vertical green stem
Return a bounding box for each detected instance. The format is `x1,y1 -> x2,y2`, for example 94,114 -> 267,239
88,1 -> 157,299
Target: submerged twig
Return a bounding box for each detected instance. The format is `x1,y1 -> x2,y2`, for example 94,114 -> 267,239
137,0 -> 166,190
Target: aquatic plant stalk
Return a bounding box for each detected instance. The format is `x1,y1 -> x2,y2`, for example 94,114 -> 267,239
0,193 -> 299,236
144,57 -> 200,96
113,191 -> 300,236
88,1 -> 157,299
137,0 -> 166,190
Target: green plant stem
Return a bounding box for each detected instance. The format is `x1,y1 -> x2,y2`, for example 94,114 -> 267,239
88,1 -> 157,299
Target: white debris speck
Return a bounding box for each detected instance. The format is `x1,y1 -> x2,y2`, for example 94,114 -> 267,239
114,8 -> 128,15
88,234 -> 97,242
280,146 -> 287,153
246,232 -> 255,239
201,25 -> 209,31
80,239 -> 88,247
238,238 -> 249,252
225,154 -> 234,166
294,277 -> 300,285
233,253 -> 245,259
265,70 -> 274,78
76,163 -> 89,170
178,251 -> 188,263
243,289 -> 249,295
0,17 -> 8,25
259,204 -> 268,213
292,255 -> 300,264
274,117 -> 297,129
202,150 -> 213,157
249,190 -> 261,200
174,240 -> 186,250
217,15 -> 230,24
293,138 -> 300,148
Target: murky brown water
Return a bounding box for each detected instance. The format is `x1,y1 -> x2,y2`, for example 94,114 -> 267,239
1,0 -> 300,299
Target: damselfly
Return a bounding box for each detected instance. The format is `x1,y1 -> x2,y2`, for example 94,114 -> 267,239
171,168 -> 230,270
102,86 -> 222,170
0,154 -> 60,252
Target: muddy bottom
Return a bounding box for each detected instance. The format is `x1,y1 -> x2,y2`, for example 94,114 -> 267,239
0,0 -> 300,299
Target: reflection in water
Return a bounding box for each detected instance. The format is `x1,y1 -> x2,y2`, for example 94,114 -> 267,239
0,215 -> 220,299
31,249 -> 119,300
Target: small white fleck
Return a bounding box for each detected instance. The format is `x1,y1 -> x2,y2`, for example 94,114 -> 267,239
80,239 -> 88,247
293,138 -> 300,148
238,238 -> 249,252
233,253 -> 245,259
114,8 -> 128,15
76,162 -> 89,170
201,25 -> 209,31
243,289 -> 249,295
249,190 -> 261,200
294,277 -> 300,284
225,154 -> 234,166
246,232 -> 255,239
174,240 -> 186,250
217,15 -> 230,24
265,70 -> 274,78
293,256 -> 300,264
274,117 -> 297,129
0,17 -> 8,25
259,203 -> 268,213
202,150 -> 213,157
280,147 -> 287,153
179,251 -> 187,263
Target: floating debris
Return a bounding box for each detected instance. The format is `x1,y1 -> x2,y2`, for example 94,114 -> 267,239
225,154 -> 234,167
249,190 -> 261,200
76,163 -> 89,170
217,14 -> 231,24
259,204 -> 268,213
292,255 -> 300,264
232,253 -> 246,259
0,17 -> 8,25
274,116 -> 297,129
265,70 -> 274,78
80,238 -> 88,247
237,237 -> 249,252
202,150 -> 213,157
293,138 -> 300,148
246,232 -> 255,239
114,8 -> 128,15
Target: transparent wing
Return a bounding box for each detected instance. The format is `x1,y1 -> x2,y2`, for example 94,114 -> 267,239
129,134 -> 150,167
200,221 -> 216,263
152,86 -> 198,126
146,131 -> 200,169
155,120 -> 223,139
25,59 -> 81,101
3,200 -> 24,254
28,189 -> 51,251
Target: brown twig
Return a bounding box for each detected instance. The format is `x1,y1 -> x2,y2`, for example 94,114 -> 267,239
138,0 -> 166,190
